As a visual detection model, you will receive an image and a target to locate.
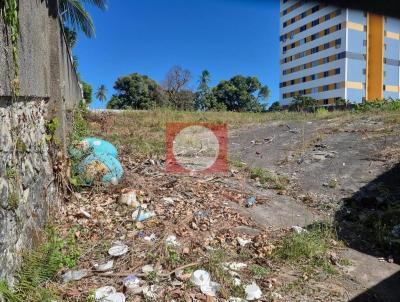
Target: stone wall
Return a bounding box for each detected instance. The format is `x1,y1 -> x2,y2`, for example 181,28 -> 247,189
0,0 -> 82,281
0,98 -> 58,284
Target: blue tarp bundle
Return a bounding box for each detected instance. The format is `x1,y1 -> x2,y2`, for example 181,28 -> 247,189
70,137 -> 123,184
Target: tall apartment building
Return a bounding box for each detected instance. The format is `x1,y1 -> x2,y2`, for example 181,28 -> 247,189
279,0 -> 400,106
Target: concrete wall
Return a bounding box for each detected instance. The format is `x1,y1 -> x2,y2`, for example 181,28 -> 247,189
0,0 -> 82,281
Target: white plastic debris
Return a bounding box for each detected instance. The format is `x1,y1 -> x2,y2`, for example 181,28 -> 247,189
245,282 -> 262,301
165,235 -> 180,247
108,242 -> 129,257
162,197 -> 175,204
95,286 -> 116,300
61,269 -> 88,283
101,293 -> 126,302
224,262 -> 248,271
123,275 -> 142,294
119,189 -> 140,208
132,209 -> 156,222
237,237 -> 251,247
79,208 -> 92,219
292,225 -> 308,234
142,285 -> 161,299
191,270 -> 220,297
143,233 -> 157,242
233,277 -> 241,286
142,264 -> 155,274
94,260 -> 114,272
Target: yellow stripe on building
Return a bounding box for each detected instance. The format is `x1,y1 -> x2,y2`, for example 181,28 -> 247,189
346,21 -> 364,32
344,81 -> 363,89
385,31 -> 400,40
366,13 -> 384,100
385,85 -> 400,92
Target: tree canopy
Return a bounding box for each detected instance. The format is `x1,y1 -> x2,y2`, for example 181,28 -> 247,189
107,73 -> 165,110
107,69 -> 270,112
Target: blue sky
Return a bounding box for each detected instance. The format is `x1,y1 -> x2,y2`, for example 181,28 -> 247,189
74,0 -> 280,109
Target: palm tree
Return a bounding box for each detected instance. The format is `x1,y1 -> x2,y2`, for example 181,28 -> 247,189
96,84 -> 107,102
59,0 -> 107,38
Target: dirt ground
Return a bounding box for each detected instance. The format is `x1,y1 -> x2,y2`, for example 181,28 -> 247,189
54,111 -> 400,302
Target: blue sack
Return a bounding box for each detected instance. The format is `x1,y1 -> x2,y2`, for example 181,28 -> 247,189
78,153 -> 124,184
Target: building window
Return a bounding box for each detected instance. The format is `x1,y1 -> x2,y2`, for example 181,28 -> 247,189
363,40 -> 367,47
301,12 -> 307,18
384,44 -> 387,50
324,99 -> 329,105
325,14 -> 331,21
283,21 -> 288,27
336,9 -> 342,15
323,71 -> 329,77
291,17 -> 295,23
384,17 -> 388,23
312,19 -> 319,27
324,42 -> 329,49
362,68 -> 366,75
300,25 -> 307,32
323,85 -> 329,91
335,68 -> 340,74
336,24 -> 342,30
312,6 -> 319,13
324,28 -> 330,35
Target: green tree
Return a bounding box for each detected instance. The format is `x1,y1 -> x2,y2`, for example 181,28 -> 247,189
81,81 -> 92,103
107,73 -> 165,110
194,70 -> 222,111
59,0 -> 107,38
212,75 -> 267,112
95,84 -> 107,102
64,26 -> 77,48
268,101 -> 281,112
289,95 -> 318,112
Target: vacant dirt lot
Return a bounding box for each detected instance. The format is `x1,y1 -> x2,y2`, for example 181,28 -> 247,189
50,109 -> 400,302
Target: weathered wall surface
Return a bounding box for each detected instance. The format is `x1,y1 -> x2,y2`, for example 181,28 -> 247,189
0,99 -> 58,284
0,0 -> 81,281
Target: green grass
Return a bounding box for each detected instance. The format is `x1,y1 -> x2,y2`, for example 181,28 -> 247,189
0,226 -> 81,302
246,166 -> 289,190
273,222 -> 337,274
249,264 -> 270,279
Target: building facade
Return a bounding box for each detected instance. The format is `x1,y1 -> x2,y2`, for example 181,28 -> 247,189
279,0 -> 400,106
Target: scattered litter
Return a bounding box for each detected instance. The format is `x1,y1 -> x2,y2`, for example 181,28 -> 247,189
191,270 -> 220,297
101,293 -> 126,302
119,189 -> 140,208
245,282 -> 262,300
162,197 -> 175,204
237,237 -> 251,247
94,260 -> 114,272
61,269 -> 88,283
78,208 -> 91,219
142,285 -> 161,300
95,286 -> 116,300
378,257 -> 386,262
165,235 -> 180,247
142,264 -> 155,274
246,196 -> 256,208
108,242 -> 129,257
233,277 -> 241,286
143,233 -> 157,242
132,209 -> 156,222
224,262 -> 248,271
292,226 -> 308,234
195,210 -> 210,218
123,275 -> 142,294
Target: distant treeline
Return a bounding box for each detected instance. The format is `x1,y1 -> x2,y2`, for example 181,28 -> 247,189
105,66 -> 270,112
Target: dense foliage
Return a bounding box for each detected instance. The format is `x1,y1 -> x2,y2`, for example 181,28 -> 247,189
107,69 -> 270,112
107,73 -> 166,110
